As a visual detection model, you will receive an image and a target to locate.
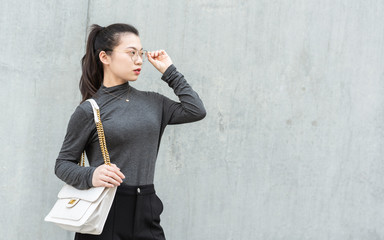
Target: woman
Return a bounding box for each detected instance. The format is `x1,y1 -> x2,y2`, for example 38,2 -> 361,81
54,23 -> 206,239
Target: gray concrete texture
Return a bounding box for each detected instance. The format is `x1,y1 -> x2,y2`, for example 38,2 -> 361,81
1,0 -> 383,239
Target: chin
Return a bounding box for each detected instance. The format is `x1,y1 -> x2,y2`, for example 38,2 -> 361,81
126,77 -> 138,82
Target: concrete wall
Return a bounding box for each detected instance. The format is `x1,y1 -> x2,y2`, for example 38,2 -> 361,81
1,0 -> 384,239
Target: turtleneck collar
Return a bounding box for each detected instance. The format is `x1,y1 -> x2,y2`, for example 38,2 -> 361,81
100,81 -> 130,93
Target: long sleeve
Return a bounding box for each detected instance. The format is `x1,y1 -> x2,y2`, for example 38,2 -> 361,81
160,64 -> 206,125
54,105 -> 97,190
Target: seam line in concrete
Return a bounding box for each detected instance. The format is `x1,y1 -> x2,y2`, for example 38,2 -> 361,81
83,0 -> 91,48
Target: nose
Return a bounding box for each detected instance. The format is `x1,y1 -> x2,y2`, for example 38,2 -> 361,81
134,57 -> 143,65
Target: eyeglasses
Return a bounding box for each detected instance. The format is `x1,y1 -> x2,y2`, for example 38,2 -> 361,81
106,49 -> 148,62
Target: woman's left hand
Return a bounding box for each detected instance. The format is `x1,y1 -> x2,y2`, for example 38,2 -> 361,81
147,50 -> 173,74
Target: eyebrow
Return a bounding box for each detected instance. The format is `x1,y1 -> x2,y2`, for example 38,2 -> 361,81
124,46 -> 143,50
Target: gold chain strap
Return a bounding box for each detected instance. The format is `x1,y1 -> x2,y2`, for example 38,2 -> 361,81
80,152 -> 85,167
95,108 -> 111,165
80,107 -> 111,166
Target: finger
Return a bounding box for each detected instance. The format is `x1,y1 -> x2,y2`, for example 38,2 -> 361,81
106,171 -> 123,183
110,163 -> 120,170
108,165 -> 125,179
105,164 -> 118,172
116,170 -> 125,179
101,164 -> 112,171
103,175 -> 121,186
101,166 -> 113,176
109,164 -> 121,173
113,170 -> 125,179
102,168 -> 122,181
147,53 -> 155,64
95,178 -> 114,188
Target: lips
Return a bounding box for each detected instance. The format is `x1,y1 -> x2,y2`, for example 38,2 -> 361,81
133,68 -> 141,75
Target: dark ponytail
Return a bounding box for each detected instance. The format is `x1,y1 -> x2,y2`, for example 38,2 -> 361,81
79,23 -> 139,103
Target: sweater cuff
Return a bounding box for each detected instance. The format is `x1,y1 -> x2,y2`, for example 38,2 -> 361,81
86,166 -> 97,188
161,64 -> 177,82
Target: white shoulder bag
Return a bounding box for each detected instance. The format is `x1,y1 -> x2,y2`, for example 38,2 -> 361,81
45,99 -> 117,235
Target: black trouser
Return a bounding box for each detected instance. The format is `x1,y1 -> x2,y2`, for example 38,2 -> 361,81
75,184 -> 166,240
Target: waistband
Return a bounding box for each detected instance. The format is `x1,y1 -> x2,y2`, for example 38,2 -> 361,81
116,183 -> 156,196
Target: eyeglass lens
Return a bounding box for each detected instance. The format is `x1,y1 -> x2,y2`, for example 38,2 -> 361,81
133,50 -> 147,62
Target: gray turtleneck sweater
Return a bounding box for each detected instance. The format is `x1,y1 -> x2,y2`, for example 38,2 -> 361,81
54,64 -> 206,190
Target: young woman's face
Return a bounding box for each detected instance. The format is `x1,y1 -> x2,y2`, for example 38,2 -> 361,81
106,33 -> 143,82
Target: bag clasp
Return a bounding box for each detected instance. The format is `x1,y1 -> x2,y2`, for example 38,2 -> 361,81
66,198 -> 80,208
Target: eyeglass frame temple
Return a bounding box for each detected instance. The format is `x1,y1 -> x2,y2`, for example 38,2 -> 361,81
103,49 -> 148,61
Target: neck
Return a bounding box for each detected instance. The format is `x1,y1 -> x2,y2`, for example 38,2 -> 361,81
102,69 -> 128,88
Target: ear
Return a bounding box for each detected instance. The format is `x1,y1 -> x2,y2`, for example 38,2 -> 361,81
99,51 -> 111,65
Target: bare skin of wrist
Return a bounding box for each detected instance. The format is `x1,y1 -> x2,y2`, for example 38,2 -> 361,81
92,163 -> 125,188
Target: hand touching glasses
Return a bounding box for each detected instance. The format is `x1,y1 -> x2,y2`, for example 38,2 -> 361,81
146,50 -> 173,74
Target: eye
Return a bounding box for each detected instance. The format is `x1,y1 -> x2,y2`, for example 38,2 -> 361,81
128,50 -> 136,56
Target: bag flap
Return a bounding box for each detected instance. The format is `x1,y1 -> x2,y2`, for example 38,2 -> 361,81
46,186 -> 115,223
58,184 -> 105,202
47,197 -> 94,221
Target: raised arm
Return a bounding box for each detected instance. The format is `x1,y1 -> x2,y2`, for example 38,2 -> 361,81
161,64 -> 206,124
147,49 -> 206,137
